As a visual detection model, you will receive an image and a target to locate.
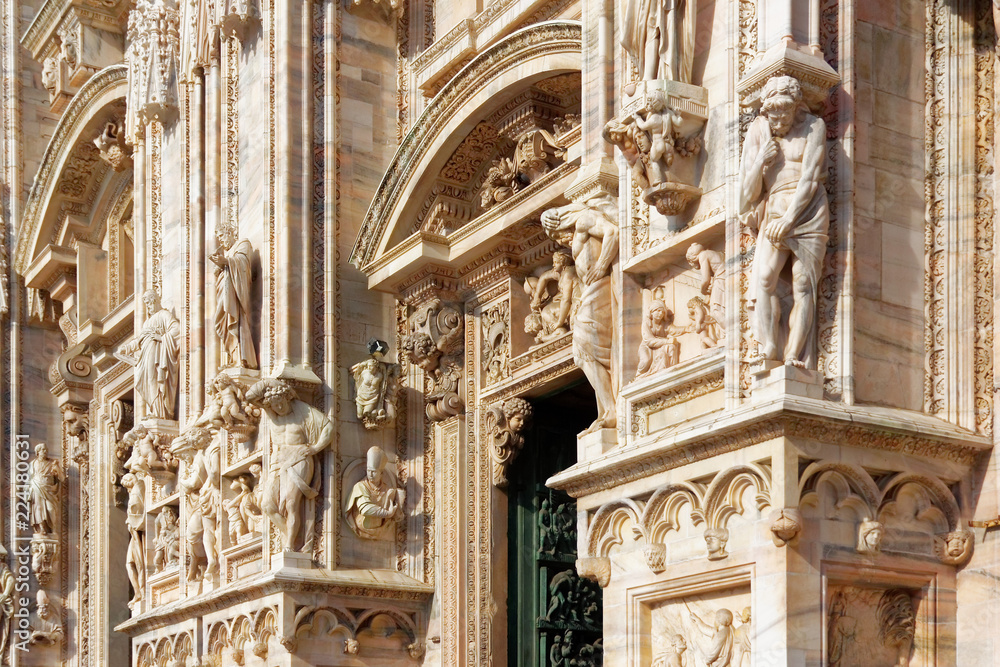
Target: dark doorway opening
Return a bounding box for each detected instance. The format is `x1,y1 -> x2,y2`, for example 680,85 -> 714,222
507,380 -> 603,666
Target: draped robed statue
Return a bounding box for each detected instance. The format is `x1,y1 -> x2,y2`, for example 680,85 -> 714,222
620,0 -> 697,83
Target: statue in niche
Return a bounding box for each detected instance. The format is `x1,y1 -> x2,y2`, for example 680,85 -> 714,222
122,472 -> 146,609
523,251 -> 581,346
687,296 -> 722,349
211,227 -> 257,369
686,242 -> 725,323
246,378 -> 333,552
120,289 -> 180,419
636,292 -> 684,378
877,590 -> 915,667
153,506 -> 180,572
29,443 -> 63,536
827,591 -> 857,667
29,591 -> 63,646
620,0 -> 697,83
224,469 -> 262,543
0,544 -> 13,657
171,426 -> 220,580
345,446 -> 405,540
486,398 -> 533,487
739,75 -> 829,369
541,195 -> 620,434
350,338 -> 400,430
857,519 -> 883,555
687,603 -> 735,667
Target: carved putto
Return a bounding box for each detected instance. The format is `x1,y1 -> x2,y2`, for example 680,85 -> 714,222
486,398 -> 533,487
246,378 -> 333,553
28,590 -> 63,646
401,298 -> 464,421
344,446 -> 405,541
542,195 -> 620,434
739,75 -> 829,369
193,371 -> 260,443
224,466 -> 263,544
934,530 -> 973,566
211,228 -> 258,369
350,338 -> 400,430
123,424 -> 177,480
119,289 -> 180,420
523,250 -> 581,346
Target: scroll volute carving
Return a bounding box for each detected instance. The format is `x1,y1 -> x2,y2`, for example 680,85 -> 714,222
486,398 -> 533,487
401,298 -> 464,421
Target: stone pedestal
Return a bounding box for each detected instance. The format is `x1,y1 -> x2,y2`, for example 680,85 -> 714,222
272,550 -> 314,571
751,360 -> 824,400
578,427 -> 618,461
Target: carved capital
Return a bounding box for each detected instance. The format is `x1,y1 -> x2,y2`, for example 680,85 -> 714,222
643,543 -> 667,573
575,556 -> 611,588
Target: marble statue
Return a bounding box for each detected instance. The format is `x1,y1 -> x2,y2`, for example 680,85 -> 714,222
350,339 -> 399,430
246,378 -> 333,552
857,519 -> 883,555
603,117 -> 653,190
619,0 -> 696,83
345,446 -> 405,540
523,251 -> 581,345
739,75 -> 829,369
29,443 -> 63,536
171,426 -> 220,580
122,472 -> 146,608
651,634 -> 687,667
153,506 -> 180,572
225,470 -> 262,543
196,372 -> 253,429
688,604 -> 735,667
486,397 -> 533,487
123,424 -> 174,477
0,544 -> 13,657
121,289 -> 180,419
541,195 -> 620,433
686,242 -> 725,322
636,293 -> 684,378
211,229 -> 257,369
29,590 -> 63,646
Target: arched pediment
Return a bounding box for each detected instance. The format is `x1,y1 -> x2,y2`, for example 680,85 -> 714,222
351,21 -> 583,293
15,64 -> 129,277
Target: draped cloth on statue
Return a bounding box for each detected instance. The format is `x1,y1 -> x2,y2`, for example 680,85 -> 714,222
572,276 -> 614,376
215,238 -> 257,368
261,400 -> 328,511
619,0 -> 697,82
135,308 -> 180,419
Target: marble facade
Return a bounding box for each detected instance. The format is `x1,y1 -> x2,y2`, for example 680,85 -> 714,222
0,0 -> 999,664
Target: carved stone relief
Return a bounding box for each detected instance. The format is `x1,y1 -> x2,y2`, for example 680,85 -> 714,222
350,339 -> 400,430
827,587 -> 917,667
769,507 -> 802,547
224,466 -> 262,544
0,545 -> 12,658
739,75 -> 829,370
523,251 -> 581,346
94,121 -> 133,172
856,519 -> 884,555
29,590 -> 63,646
481,301 -> 509,385
934,530 -> 973,566
651,590 -> 752,667
401,298 -> 464,421
344,446 -> 405,540
192,371 -> 260,444
485,397 -> 533,487
153,506 -> 180,572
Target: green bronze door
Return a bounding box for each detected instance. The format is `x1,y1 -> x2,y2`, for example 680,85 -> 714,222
507,384 -> 603,666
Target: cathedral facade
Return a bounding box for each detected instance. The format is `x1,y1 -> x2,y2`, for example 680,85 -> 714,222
0,0 -> 998,663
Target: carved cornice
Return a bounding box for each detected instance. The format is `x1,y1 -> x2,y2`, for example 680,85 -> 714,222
352,21 -> 582,269
549,400 -> 989,498
116,570 -> 434,636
